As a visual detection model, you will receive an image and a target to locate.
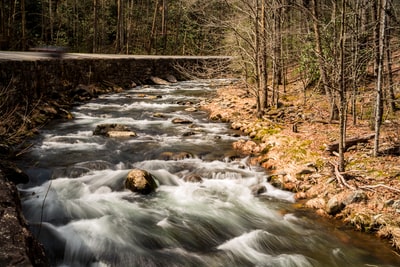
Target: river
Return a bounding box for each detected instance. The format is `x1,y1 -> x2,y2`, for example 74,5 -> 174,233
17,80 -> 400,267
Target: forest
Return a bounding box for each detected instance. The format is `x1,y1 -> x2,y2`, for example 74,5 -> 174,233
1,0 -> 400,171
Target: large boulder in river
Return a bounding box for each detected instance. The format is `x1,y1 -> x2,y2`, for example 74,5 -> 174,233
125,169 -> 158,194
93,124 -> 137,138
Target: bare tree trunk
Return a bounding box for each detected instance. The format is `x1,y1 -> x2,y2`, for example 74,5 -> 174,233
255,0 -> 262,116
125,0 -> 133,54
115,0 -> 124,53
0,2 -> 5,38
49,0 -> 53,42
272,0 -> 282,108
373,0 -> 387,157
149,0 -> 159,54
385,19 -> 396,112
93,0 -> 98,53
161,0 -> 168,52
373,1 -> 380,77
258,0 -> 268,116
338,0 -> 347,172
311,0 -> 336,120
21,0 -> 26,50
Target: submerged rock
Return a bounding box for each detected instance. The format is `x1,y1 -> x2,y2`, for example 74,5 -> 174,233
125,169 -> 158,194
159,151 -> 193,160
153,112 -> 165,118
251,184 -> 267,196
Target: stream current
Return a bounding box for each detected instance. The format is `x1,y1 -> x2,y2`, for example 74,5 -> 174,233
17,80 -> 400,267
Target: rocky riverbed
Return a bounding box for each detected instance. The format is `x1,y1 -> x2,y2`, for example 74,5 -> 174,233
201,80 -> 400,256
0,81 -> 127,266
1,77 -> 399,266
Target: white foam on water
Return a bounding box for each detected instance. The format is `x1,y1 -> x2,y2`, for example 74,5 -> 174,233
217,230 -> 314,267
121,101 -> 179,110
39,140 -> 105,151
261,182 -> 296,203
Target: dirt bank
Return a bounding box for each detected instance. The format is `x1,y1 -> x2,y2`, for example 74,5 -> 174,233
201,80 -> 400,256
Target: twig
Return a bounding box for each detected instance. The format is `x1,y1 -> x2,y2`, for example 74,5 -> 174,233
329,162 -> 400,193
37,180 -> 52,239
358,184 -> 400,193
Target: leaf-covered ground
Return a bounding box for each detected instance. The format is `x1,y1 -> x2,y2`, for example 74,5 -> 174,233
201,79 -> 400,254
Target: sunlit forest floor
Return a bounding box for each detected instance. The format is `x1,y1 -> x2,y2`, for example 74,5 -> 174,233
202,76 -> 400,254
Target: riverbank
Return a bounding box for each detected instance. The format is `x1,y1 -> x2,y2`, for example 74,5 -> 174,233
201,80 -> 400,256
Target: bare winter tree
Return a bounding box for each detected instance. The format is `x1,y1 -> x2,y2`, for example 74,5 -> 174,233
373,0 -> 388,157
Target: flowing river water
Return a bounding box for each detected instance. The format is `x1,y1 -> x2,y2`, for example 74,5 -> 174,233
17,80 -> 400,267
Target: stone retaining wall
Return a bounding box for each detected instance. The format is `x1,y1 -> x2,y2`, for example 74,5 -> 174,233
0,56 -> 232,106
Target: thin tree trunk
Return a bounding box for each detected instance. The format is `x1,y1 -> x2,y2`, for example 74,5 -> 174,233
385,21 -> 396,112
255,0 -> 262,115
126,0 -> 133,54
115,0 -> 124,53
311,0 -> 336,120
161,0 -> 167,52
272,1 -> 281,108
93,0 -> 98,53
258,0 -> 268,116
338,0 -> 347,172
21,0 -> 26,50
373,0 -> 387,157
149,0 -> 159,54
49,0 -> 53,42
373,1 -> 380,77
262,1 -> 268,111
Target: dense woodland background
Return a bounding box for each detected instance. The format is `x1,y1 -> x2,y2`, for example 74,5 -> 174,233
1,0 -> 400,170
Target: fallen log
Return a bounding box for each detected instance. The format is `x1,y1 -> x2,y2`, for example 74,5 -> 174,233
325,133 -> 375,153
